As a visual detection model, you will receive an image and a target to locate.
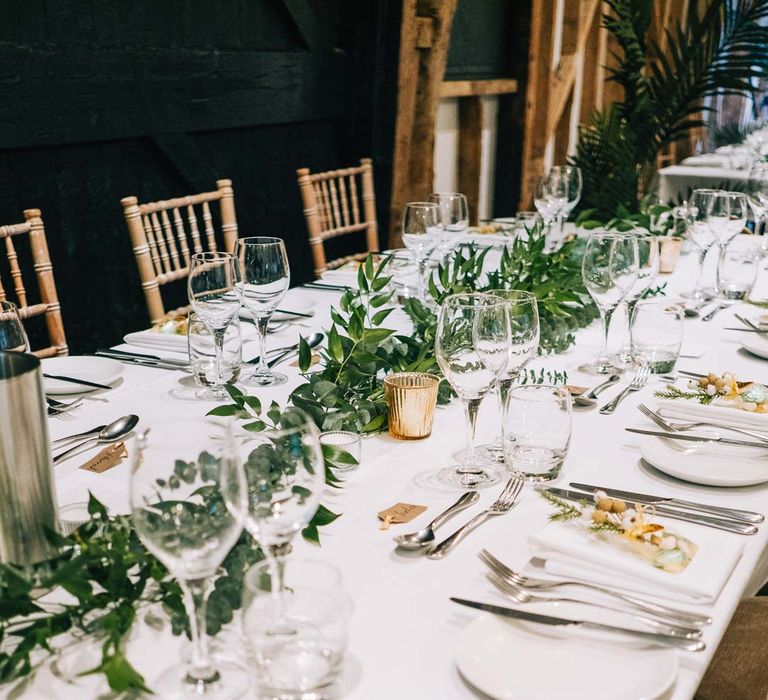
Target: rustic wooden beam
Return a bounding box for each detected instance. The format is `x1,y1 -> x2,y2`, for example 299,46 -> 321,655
389,0 -> 458,248
519,0 -> 555,209
0,48 -> 347,149
457,96 -> 483,226
439,79 -> 518,98
150,133 -> 222,194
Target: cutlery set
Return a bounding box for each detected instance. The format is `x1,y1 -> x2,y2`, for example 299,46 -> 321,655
51,414 -> 139,464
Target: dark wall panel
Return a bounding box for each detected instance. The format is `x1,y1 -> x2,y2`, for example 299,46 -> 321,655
0,0 -> 397,353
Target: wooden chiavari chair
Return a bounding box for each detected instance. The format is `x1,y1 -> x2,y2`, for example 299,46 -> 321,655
121,179 -> 238,324
0,209 -> 67,357
296,158 -> 379,278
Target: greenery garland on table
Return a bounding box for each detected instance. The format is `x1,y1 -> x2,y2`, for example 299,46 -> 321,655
0,226 -> 601,693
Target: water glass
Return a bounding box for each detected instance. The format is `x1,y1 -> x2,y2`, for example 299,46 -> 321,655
402,202 -> 441,302
319,430 -> 362,471
631,300 -> 684,373
242,559 -> 351,700
683,189 -> 718,300
188,312 -> 242,395
429,192 -> 468,260
504,385 -> 572,482
0,301 -> 30,351
717,237 -> 760,301
383,372 -> 440,440
236,237 -> 290,387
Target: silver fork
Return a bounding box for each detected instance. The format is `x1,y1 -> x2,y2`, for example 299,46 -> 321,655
599,365 -> 650,415
478,549 -> 711,626
638,403 -> 768,444
486,571 -> 702,638
46,396 -> 83,416
426,478 -> 524,559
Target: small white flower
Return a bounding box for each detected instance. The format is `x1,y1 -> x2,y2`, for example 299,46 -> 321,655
660,536 -> 677,550
621,509 -> 638,530
687,380 -> 699,390
706,385 -> 717,396
594,490 -> 607,504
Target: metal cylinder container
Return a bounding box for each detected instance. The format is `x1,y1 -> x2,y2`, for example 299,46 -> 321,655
0,351 -> 58,564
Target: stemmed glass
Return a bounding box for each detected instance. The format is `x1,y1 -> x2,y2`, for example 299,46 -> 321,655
683,189 -> 718,300
613,235 -> 659,366
550,166 -> 582,245
709,191 -> 748,299
188,252 -> 242,400
432,293 -> 510,489
402,202 -> 442,302
481,290 -> 540,464
429,192 -> 469,263
237,409 -> 325,623
0,301 -> 30,351
747,162 -> 768,256
235,237 -> 290,387
533,174 -> 566,248
581,233 -> 639,375
130,420 -> 249,699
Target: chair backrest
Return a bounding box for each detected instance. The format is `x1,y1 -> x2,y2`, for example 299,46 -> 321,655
121,179 -> 238,324
296,158 -> 379,277
0,209 -> 68,358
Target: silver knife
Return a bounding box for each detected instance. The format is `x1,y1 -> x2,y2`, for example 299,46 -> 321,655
95,349 -> 189,368
569,482 -> 764,524
625,427 -> 768,448
94,353 -> 189,371
449,598 -> 705,652
542,488 -> 757,535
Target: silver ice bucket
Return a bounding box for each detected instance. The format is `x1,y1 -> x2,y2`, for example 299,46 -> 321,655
0,351 -> 58,564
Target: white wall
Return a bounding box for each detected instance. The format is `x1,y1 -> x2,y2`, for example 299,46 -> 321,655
433,96 -> 499,221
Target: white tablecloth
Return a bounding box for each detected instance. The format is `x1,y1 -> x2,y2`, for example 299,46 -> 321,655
10,249 -> 768,699
657,164 -> 753,204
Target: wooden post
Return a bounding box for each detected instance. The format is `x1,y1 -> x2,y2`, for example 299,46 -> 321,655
389,0 -> 458,248
216,179 -> 239,251
457,97 -> 483,225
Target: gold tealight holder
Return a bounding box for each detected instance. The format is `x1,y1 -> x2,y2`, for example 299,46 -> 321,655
384,372 -> 440,440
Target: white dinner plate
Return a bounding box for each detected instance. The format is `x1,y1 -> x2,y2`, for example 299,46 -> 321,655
42,357 -> 124,395
455,614 -> 677,700
739,331 -> 768,360
640,433 -> 768,487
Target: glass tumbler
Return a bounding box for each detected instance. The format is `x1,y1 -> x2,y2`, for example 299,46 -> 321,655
504,385 -> 572,482
716,237 -> 760,301
630,301 -> 684,374
187,312 -> 242,396
383,372 -> 440,440
242,559 -> 351,700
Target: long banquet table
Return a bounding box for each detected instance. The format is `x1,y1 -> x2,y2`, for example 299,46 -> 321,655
13,245 -> 768,699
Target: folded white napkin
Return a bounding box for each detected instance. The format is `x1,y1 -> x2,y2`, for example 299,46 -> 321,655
657,398 -> 768,431
320,269 -> 359,287
529,520 -> 742,604
678,343 -> 710,359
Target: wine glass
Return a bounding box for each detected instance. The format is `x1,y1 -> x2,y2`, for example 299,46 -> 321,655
480,290 -> 540,464
550,166 -> 582,245
612,235 -> 659,366
130,420 -> 249,699
0,301 -> 30,351
402,202 -> 442,302
431,293 -> 510,489
747,161 -> 768,256
235,237 -> 290,387
710,191 -> 748,300
581,232 -> 639,375
188,252 -> 242,400
238,409 -> 325,624
533,175 -> 564,247
683,189 -> 718,300
429,192 -> 469,263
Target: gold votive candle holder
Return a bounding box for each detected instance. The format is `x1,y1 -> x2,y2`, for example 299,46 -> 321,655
384,372 -> 440,440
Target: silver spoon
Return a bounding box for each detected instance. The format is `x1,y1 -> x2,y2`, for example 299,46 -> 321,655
394,491 -> 479,550
573,374 -> 621,407
51,422 -> 108,447
683,298 -> 712,319
53,414 -> 139,464
265,332 -> 325,368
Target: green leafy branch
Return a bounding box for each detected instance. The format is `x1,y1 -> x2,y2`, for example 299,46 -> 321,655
655,384 -> 716,405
